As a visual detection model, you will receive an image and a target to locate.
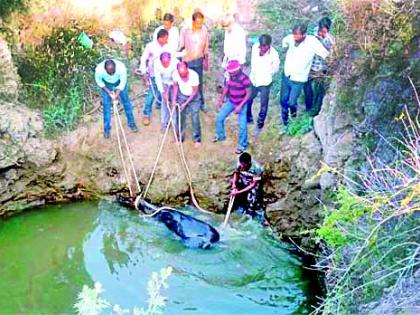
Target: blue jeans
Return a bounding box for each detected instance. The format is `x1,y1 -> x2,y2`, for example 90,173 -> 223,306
246,84 -> 271,128
280,74 -> 304,125
174,93 -> 201,142
215,100 -> 247,150
161,84 -> 172,129
100,81 -> 136,136
143,77 -> 162,117
187,58 -> 205,109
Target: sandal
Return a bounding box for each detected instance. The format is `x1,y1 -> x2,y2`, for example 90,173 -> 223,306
235,148 -> 244,154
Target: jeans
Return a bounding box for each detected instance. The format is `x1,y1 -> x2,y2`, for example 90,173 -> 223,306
143,77 -> 162,117
215,100 -> 247,150
187,58 -> 205,109
304,75 -> 326,116
101,81 -> 136,136
280,74 -> 304,125
174,93 -> 201,142
161,84 -> 172,129
246,84 -> 271,128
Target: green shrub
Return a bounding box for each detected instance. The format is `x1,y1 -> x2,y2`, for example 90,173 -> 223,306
0,0 -> 27,19
317,188 -> 371,248
286,113 -> 313,136
16,25 -> 100,133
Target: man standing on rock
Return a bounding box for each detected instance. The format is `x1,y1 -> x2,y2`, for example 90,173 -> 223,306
179,11 -> 210,112
246,34 -> 280,136
95,59 -> 138,139
172,61 -> 202,148
230,152 -> 266,223
213,60 -> 252,155
280,23 -> 329,129
303,17 -> 335,116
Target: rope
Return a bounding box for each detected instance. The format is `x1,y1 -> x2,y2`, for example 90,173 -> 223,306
113,99 -> 141,195
222,195 -> 235,227
113,100 -> 133,196
114,100 -> 141,193
142,102 -> 176,199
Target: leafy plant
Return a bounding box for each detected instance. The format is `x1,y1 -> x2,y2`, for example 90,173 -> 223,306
74,267 -> 173,315
286,113 -> 313,136
0,0 -> 27,20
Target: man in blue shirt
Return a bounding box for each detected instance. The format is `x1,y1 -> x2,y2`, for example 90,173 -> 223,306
95,59 -> 138,138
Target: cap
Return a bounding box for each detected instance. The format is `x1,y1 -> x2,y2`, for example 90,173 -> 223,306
226,60 -> 241,73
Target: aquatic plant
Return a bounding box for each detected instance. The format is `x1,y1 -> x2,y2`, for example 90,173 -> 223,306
74,266 -> 173,315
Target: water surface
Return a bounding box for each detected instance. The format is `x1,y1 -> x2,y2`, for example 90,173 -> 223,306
0,200 -> 315,314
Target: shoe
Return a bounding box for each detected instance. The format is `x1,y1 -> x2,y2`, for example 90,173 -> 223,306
247,119 -> 254,125
142,117 -> 150,126
212,136 -> 225,143
130,125 -> 139,133
235,148 -> 244,154
104,132 -> 110,139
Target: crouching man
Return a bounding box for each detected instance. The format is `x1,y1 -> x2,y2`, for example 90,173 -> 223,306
230,152 -> 267,223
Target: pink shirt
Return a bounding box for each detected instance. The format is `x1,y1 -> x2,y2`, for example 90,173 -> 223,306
179,27 -> 209,62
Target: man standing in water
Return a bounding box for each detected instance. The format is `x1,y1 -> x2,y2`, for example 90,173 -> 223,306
95,59 -> 138,138
230,152 -> 266,223
179,11 -> 210,112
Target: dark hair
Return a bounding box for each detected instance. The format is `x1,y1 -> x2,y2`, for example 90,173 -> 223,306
192,11 -> 204,21
239,152 -> 251,164
157,29 -> 169,39
104,59 -> 115,69
259,34 -> 272,46
160,52 -> 171,60
163,13 -> 174,22
292,23 -> 308,35
318,17 -> 332,31
177,61 -> 188,69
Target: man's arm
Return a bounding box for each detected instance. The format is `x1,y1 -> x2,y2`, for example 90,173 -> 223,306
172,82 -> 179,105
180,86 -> 198,111
115,62 -> 127,98
234,87 -> 252,114
203,29 -> 210,70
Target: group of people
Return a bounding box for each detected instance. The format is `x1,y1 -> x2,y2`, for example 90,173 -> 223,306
94,10 -> 334,220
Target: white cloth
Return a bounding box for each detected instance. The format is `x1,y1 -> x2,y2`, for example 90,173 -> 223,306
109,30 -> 128,45
223,23 -> 247,66
138,41 -> 171,77
172,69 -> 199,96
249,43 -> 280,87
154,57 -> 179,93
153,25 -> 180,52
282,34 -> 329,82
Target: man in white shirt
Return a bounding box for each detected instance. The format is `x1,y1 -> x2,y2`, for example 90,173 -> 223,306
246,34 -> 279,136
153,13 -> 180,53
138,29 -> 169,126
221,14 -> 247,68
154,52 -> 179,131
280,23 -> 329,126
95,59 -> 138,138
171,62 -> 201,147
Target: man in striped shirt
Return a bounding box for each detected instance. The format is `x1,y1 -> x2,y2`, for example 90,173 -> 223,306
213,60 -> 252,154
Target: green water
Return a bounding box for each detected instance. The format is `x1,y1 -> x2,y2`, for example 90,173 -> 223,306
0,200 -> 316,314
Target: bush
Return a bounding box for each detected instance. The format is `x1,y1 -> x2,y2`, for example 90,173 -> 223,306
16,25 -> 100,133
286,113 -> 313,136
0,0 -> 27,20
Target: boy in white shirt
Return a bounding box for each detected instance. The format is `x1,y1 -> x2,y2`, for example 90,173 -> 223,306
246,34 -> 280,136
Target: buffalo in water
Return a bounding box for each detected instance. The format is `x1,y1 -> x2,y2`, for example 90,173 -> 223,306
116,195 -> 220,249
